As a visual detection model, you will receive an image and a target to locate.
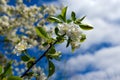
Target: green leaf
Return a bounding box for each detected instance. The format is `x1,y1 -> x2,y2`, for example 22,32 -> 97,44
80,16 -> 86,21
26,72 -> 34,77
56,34 -> 66,44
66,37 -> 72,47
80,34 -> 86,42
21,55 -> 30,62
67,19 -> 72,23
35,27 -> 49,40
42,42 -> 48,46
54,27 -> 59,36
48,16 -> 62,23
27,58 -> 35,68
48,46 -> 56,55
61,7 -> 67,22
47,52 -> 61,60
47,46 -> 61,60
71,47 -> 75,53
4,38 -> 11,42
74,19 -> 81,24
74,16 -> 86,24
7,76 -> 22,80
2,61 -> 12,77
79,24 -> 93,30
71,11 -> 76,21
2,78 -> 7,80
27,61 -> 33,68
0,66 -> 3,74
57,15 -> 64,21
48,60 -> 55,77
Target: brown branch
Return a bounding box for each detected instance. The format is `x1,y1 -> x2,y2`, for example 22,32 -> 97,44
21,41 -> 57,78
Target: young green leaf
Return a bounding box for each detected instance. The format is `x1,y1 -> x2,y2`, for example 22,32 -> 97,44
46,46 -> 61,60
42,42 -> 48,46
80,16 -> 86,21
54,27 -> 60,36
57,15 -> 64,21
27,61 -> 33,68
2,61 -> 12,77
35,27 -> 49,40
79,24 -> 93,30
27,58 -> 35,68
7,76 -> 22,80
48,60 -> 55,77
48,46 -> 56,55
74,16 -> 86,24
21,55 -> 30,62
67,19 -> 72,23
71,47 -> 75,53
2,78 -> 7,80
26,72 -> 34,77
61,7 -> 67,22
47,52 -> 61,60
71,11 -> 76,21
0,66 -> 3,74
56,36 -> 65,44
66,37 -> 72,47
56,33 -> 66,44
48,16 -> 62,23
74,18 -> 81,24
80,34 -> 86,42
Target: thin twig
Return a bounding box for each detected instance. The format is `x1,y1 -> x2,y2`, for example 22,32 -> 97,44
21,41 -> 57,78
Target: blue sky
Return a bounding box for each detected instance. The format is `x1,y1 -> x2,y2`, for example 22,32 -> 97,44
1,0 -> 120,80
53,0 -> 120,80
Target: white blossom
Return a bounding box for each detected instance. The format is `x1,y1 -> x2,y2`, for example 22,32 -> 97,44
16,0 -> 23,4
14,40 -> 28,54
0,0 -> 8,4
32,66 -> 47,80
58,22 -> 83,49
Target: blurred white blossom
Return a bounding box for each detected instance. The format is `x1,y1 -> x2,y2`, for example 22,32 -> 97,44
32,66 -> 47,80
0,0 -> 58,55
58,22 -> 83,49
15,40 -> 28,52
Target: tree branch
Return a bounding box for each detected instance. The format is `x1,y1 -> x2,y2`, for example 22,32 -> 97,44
21,40 -> 57,78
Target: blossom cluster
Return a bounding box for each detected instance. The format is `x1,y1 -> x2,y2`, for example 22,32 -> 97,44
13,59 -> 47,80
0,0 -> 58,79
58,22 -> 83,49
0,0 -> 58,54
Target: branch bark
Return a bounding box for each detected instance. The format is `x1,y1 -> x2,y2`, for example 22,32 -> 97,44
21,41 -> 57,78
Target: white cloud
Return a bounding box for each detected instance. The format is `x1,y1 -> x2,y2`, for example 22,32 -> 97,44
81,18 -> 120,49
57,0 -> 120,50
59,0 -> 120,20
52,0 -> 120,80
70,71 -> 120,80
66,46 -> 120,80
